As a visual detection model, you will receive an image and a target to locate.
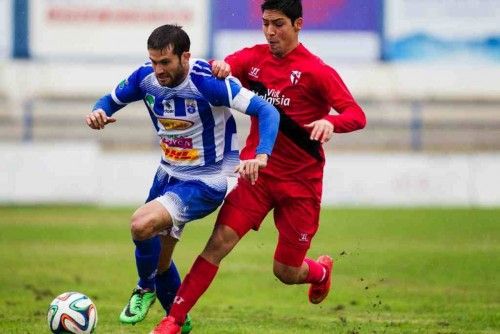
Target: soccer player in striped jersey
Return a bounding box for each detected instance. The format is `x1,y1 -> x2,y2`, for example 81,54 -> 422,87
85,24 -> 279,334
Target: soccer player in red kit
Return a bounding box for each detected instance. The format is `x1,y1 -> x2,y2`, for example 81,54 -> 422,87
150,0 -> 366,332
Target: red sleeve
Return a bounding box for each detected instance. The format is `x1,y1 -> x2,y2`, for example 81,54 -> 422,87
224,47 -> 253,82
319,65 -> 366,133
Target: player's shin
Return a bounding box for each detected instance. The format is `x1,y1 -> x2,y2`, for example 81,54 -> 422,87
134,237 -> 161,290
169,256 -> 219,324
155,261 -> 181,313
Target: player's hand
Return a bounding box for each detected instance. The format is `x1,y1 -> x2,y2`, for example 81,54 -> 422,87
304,119 -> 334,144
211,60 -> 231,79
85,109 -> 116,130
235,153 -> 268,185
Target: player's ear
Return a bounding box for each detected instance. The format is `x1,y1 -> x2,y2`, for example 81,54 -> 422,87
181,51 -> 191,66
294,17 -> 303,32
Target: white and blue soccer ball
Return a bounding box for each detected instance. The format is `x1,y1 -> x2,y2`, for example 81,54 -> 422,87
47,292 -> 98,334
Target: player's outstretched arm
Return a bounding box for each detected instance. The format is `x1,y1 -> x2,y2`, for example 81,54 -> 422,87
235,153 -> 268,185
86,66 -> 146,130
85,109 -> 116,130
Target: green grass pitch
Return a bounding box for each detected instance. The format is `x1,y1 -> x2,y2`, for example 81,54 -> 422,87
0,206 -> 499,333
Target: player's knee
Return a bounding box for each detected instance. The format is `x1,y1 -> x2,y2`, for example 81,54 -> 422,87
273,265 -> 300,285
130,212 -> 155,240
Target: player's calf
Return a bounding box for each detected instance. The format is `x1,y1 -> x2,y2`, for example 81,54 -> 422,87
273,264 -> 303,284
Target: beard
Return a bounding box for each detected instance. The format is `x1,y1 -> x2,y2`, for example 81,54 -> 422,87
157,63 -> 186,87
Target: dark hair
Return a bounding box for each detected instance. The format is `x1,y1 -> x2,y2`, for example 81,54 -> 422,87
261,0 -> 302,23
147,24 -> 190,57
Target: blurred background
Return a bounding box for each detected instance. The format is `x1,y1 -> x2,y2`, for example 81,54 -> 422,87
1,0 -> 499,206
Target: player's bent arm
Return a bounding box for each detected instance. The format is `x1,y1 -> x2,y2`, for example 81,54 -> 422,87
87,65 -> 149,130
324,106 -> 366,133
317,65 -> 367,133
239,93 -> 279,156
232,93 -> 279,185
94,64 -> 149,118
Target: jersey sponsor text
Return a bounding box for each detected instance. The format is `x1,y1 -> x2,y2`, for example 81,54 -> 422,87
255,88 -> 290,107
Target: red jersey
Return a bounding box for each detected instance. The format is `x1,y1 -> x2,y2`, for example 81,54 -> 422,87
226,43 -> 366,181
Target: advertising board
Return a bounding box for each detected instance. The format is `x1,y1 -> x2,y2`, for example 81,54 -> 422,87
30,0 -> 210,61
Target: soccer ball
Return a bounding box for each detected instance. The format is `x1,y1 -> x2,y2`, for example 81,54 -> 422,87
47,292 -> 98,334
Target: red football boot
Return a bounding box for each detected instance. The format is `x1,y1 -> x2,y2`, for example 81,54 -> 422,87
150,316 -> 181,334
308,255 -> 334,304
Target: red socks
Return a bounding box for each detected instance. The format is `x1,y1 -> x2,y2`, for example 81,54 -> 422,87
169,256 -> 325,324
304,258 -> 326,283
169,256 -> 219,324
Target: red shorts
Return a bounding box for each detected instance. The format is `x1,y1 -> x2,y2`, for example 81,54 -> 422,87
216,174 -> 322,267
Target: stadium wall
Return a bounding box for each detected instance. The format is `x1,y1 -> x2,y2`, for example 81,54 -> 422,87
1,143 -> 499,206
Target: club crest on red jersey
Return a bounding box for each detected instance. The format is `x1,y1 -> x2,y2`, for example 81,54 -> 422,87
290,70 -> 302,85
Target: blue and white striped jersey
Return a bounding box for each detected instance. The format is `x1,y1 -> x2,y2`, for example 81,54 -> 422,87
94,58 -> 279,186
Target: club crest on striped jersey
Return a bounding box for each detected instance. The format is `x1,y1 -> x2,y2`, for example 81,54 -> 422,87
185,99 -> 198,114
290,70 -> 302,85
162,99 -> 175,114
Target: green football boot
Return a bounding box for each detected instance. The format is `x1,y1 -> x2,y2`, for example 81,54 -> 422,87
119,287 -> 156,324
181,313 -> 193,334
